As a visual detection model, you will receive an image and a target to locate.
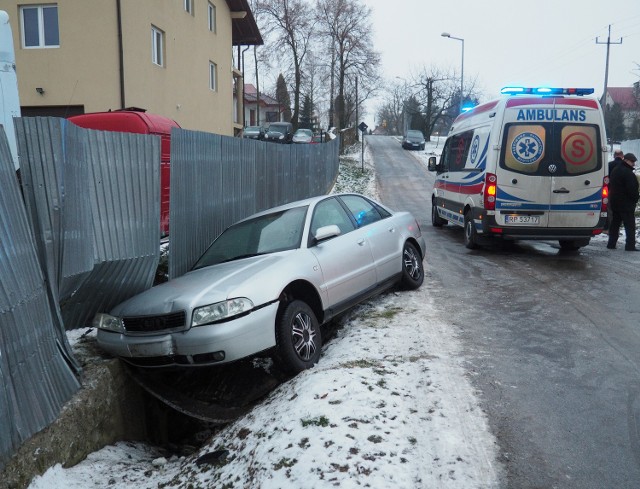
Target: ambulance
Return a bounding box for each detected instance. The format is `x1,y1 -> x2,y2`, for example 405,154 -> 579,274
428,87 -> 608,250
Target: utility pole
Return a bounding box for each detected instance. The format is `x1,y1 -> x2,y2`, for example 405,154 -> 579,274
596,25 -> 623,125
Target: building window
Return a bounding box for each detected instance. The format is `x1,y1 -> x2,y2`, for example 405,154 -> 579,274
151,26 -> 164,67
184,0 -> 194,15
209,62 -> 217,91
208,2 -> 216,32
20,5 -> 59,48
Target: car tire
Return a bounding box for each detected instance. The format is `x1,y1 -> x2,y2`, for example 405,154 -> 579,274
432,199 -> 447,227
559,239 -> 586,251
400,241 -> 424,290
276,300 -> 322,374
464,211 -> 479,250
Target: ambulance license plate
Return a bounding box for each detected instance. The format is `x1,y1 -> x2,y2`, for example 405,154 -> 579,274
505,215 -> 540,225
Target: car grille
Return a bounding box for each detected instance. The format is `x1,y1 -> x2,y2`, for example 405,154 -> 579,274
123,311 -> 186,333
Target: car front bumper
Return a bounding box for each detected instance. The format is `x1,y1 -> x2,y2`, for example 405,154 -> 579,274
96,301 -> 279,367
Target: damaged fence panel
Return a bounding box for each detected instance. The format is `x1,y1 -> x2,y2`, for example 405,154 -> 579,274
0,127 -> 80,472
15,118 -> 161,329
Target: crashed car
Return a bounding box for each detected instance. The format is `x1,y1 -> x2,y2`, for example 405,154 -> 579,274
94,193 -> 426,373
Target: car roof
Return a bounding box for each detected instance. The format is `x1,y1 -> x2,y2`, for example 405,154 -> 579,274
238,193 -> 375,221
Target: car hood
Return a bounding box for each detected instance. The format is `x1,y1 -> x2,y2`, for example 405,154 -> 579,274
111,253 -> 297,317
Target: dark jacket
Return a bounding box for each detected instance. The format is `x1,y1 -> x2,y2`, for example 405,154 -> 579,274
608,156 -> 624,175
609,161 -> 639,213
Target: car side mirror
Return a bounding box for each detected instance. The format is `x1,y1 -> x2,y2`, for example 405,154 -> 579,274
314,224 -> 341,243
428,156 -> 438,172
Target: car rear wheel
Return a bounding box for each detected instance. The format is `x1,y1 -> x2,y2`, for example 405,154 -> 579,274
400,241 -> 424,290
464,211 -> 479,249
276,300 -> 322,374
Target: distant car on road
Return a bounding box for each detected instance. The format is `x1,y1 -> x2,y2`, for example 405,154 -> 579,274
94,194 -> 426,373
292,128 -> 313,144
264,122 -> 293,144
402,130 -> 425,150
242,125 -> 265,140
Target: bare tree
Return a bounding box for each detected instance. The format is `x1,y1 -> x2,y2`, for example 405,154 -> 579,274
256,0 -> 316,129
377,81 -> 416,135
384,66 -> 481,141
316,0 -> 380,131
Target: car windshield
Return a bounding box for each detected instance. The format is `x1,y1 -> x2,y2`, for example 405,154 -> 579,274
407,130 -> 423,139
295,129 -> 313,136
193,206 -> 309,269
269,124 -> 288,133
245,126 -> 261,133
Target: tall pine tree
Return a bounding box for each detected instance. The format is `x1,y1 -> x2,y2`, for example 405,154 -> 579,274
276,74 -> 293,123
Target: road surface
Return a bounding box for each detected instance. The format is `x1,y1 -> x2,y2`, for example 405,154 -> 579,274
369,134 -> 640,489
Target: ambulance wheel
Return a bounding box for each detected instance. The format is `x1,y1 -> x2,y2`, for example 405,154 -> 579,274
559,239 -> 589,251
431,200 -> 447,227
464,211 -> 479,250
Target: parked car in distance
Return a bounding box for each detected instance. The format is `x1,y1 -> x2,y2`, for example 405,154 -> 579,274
312,134 -> 324,144
94,194 -> 426,373
402,130 -> 425,150
242,125 -> 265,140
264,122 -> 293,143
292,128 -> 314,144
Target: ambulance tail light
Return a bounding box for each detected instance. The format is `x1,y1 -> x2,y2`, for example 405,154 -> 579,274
601,176 -> 609,213
484,173 -> 497,211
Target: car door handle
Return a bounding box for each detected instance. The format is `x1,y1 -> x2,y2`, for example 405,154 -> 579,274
357,239 -> 366,246
553,188 -> 570,194
388,227 -> 395,233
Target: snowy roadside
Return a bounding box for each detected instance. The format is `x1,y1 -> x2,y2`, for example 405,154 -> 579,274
28,142 -> 502,489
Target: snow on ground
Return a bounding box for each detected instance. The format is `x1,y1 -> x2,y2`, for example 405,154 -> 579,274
28,138 -> 502,488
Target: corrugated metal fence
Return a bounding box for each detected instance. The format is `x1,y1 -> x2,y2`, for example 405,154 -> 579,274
169,129 -> 339,278
0,118 -> 339,471
0,126 -> 80,472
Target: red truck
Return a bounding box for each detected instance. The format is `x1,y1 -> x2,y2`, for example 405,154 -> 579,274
69,108 -> 180,237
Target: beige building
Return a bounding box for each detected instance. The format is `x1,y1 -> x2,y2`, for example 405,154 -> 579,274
4,0 -> 262,136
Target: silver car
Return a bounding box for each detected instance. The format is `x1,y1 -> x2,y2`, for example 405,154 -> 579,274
94,194 -> 426,373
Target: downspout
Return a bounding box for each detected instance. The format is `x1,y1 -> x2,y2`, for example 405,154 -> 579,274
241,45 -> 249,127
116,0 -> 125,109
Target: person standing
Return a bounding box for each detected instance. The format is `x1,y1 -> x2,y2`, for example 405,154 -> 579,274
609,149 -> 625,175
607,153 -> 639,251
604,150 -> 626,231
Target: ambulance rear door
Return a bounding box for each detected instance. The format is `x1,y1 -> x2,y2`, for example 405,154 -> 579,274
497,97 -> 604,230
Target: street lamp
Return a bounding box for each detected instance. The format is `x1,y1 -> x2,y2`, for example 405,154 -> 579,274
441,32 -> 464,113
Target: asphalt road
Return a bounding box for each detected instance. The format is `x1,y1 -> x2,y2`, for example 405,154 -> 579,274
368,135 -> 640,489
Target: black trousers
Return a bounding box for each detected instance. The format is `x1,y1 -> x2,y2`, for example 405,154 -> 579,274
608,209 -> 637,250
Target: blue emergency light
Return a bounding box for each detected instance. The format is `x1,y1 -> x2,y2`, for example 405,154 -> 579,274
500,87 -> 594,96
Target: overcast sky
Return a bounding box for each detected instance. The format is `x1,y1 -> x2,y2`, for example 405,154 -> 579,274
364,0 -> 640,127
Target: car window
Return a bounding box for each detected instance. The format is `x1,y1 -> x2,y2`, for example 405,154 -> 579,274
310,197 -> 356,238
500,122 -> 601,176
339,195 -> 387,227
442,130 -> 473,172
193,206 -> 308,269
407,130 -> 423,138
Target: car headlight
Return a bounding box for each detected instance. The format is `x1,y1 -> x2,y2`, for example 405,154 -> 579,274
93,313 -> 124,333
192,298 -> 254,327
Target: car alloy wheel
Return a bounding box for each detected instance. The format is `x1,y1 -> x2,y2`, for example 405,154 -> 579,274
276,300 -> 322,373
400,242 -> 424,290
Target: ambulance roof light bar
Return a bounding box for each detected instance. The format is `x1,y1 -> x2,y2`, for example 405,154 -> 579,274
500,87 -> 595,96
